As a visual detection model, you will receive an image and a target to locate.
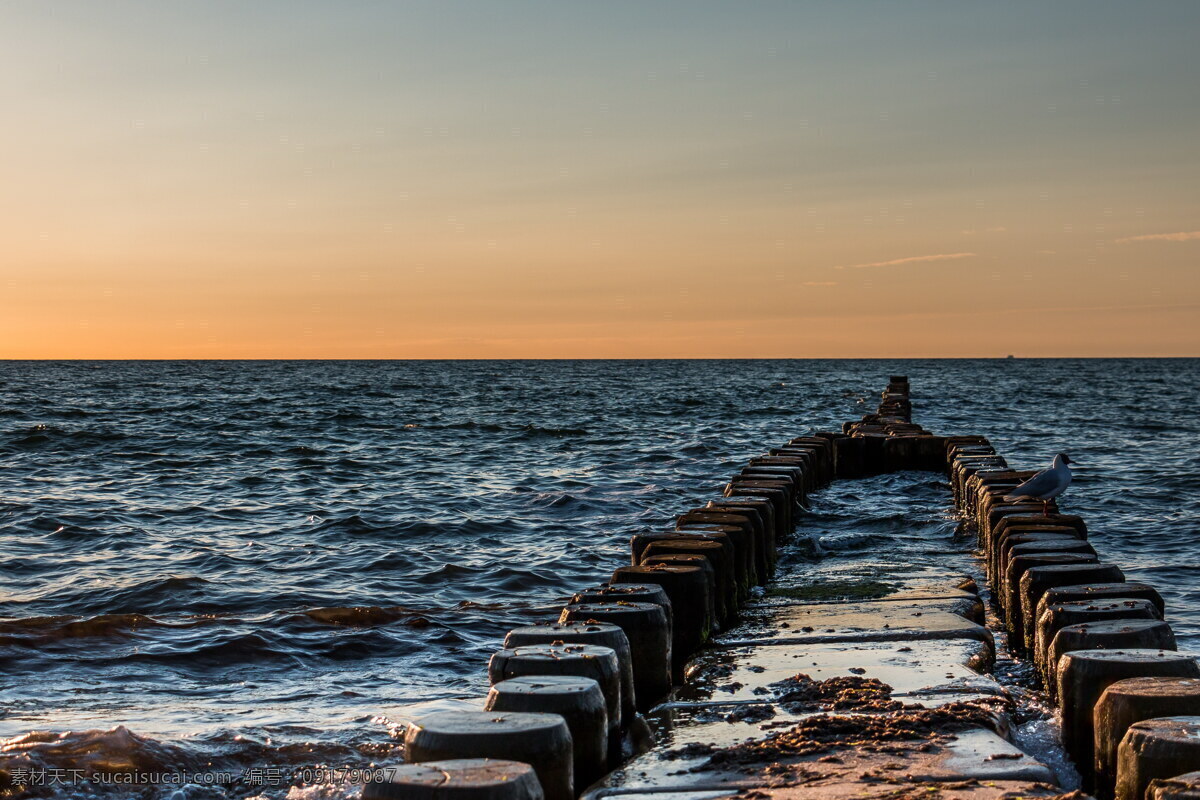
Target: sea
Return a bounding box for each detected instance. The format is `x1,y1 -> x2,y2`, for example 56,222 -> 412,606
1,359 -> 1197,798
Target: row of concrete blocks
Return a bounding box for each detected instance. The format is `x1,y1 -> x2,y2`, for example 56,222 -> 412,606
878,375 -> 913,420
830,376 -> 955,477
948,439 -> 1200,800
362,435 -> 839,800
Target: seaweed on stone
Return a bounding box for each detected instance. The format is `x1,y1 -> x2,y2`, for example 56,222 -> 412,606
692,701 -> 1006,771
769,673 -> 904,713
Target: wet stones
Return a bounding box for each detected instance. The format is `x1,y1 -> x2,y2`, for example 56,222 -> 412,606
1003,553 -> 1100,644
486,676 -> 608,788
640,538 -> 735,626
756,452 -> 814,496
673,523 -> 756,595
404,712 -> 574,800
721,481 -> 790,541
1094,678 -> 1200,799
1039,583 -> 1166,620
1044,618 -> 1177,699
611,564 -> 711,672
986,516 -> 1089,563
991,530 -> 1087,584
911,433 -> 951,471
739,464 -> 808,510
637,554 -> 718,638
786,435 -> 834,485
1018,562 -> 1126,651
569,584 -> 671,617
1034,599 -> 1164,684
833,435 -> 868,478
848,433 -> 887,474
1002,538 -> 1097,582
432,378 -> 1200,800
704,500 -> 777,576
992,512 -> 1088,540
630,531 -> 747,602
713,496 -> 784,550
880,434 -> 919,472
1149,770 -> 1200,800
488,644 -> 624,733
948,424 -> 1195,799
503,622 -> 637,726
1116,717 -> 1200,800
363,759 -> 544,800
1057,649 -> 1200,786
676,510 -> 764,585
950,454 -> 1005,502
559,602 -> 672,711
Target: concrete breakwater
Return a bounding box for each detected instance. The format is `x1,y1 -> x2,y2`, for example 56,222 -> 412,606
368,379 -> 1199,800
953,420 -> 1200,800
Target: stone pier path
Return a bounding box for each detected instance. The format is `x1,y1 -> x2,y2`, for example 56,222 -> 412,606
583,471 -> 1069,800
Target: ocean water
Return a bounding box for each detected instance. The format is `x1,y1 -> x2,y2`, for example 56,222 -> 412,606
1,359 -> 1197,798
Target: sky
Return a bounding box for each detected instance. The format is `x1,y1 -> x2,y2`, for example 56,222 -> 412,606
2,1 -> 1198,358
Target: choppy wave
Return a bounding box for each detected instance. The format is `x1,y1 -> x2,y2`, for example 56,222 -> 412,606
1,724 -> 401,799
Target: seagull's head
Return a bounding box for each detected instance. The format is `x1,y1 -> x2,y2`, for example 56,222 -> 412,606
1056,453 -> 1073,467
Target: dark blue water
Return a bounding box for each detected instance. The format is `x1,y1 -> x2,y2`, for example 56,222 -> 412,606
1,360 -> 1196,798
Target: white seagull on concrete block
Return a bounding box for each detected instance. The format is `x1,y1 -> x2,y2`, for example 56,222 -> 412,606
1004,453 -> 1073,516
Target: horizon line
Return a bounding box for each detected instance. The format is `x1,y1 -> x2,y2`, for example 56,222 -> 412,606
3,355 -> 1199,362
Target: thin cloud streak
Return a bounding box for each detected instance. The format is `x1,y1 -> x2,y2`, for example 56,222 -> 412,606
836,252 -> 976,270
1115,231 -> 1200,243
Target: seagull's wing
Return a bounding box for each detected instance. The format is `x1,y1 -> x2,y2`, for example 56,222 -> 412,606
1004,467 -> 1062,500
1045,467 -> 1072,498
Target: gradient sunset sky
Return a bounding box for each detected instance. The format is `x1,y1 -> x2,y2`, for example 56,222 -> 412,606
3,1 -> 1198,358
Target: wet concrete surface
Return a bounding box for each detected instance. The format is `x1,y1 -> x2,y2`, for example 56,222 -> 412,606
583,551 -> 1061,799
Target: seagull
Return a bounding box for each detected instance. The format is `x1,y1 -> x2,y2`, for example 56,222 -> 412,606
1004,453 -> 1073,516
